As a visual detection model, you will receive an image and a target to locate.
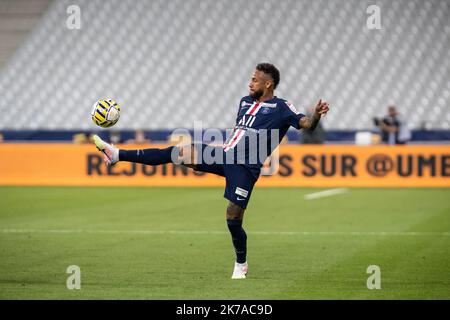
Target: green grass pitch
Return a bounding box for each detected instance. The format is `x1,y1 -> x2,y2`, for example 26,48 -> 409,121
0,186 -> 449,299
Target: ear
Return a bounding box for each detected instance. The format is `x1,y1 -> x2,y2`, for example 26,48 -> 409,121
265,80 -> 272,90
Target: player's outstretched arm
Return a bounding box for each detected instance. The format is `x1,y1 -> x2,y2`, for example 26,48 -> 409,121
299,99 -> 329,131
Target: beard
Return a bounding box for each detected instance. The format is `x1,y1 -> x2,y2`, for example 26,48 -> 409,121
249,88 -> 264,100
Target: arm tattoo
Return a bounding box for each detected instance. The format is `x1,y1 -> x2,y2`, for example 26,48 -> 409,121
301,114 -> 321,131
308,113 -> 321,131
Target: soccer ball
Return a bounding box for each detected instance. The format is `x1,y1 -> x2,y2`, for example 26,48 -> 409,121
91,99 -> 121,128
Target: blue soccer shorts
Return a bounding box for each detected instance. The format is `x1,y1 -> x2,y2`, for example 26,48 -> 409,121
193,144 -> 258,209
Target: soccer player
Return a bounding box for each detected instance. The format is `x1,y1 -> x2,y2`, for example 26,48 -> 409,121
93,63 -> 329,279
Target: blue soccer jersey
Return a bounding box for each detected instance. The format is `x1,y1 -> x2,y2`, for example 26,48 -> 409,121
223,96 -> 305,174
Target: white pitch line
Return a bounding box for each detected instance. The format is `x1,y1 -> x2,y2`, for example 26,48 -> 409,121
304,188 -> 348,200
0,229 -> 449,237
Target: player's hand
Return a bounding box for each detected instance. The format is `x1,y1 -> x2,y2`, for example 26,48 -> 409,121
314,99 -> 329,117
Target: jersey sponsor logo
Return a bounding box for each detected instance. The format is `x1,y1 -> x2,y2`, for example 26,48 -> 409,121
238,115 -> 256,127
224,100 -> 276,152
235,187 -> 249,198
224,102 -> 262,152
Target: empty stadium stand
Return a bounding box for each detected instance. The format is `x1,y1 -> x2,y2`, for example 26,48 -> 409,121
0,0 -> 448,132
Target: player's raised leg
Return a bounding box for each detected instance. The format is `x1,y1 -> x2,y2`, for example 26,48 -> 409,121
93,134 -> 197,166
227,201 -> 248,279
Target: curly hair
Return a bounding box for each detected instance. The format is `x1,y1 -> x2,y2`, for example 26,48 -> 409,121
256,63 -> 280,89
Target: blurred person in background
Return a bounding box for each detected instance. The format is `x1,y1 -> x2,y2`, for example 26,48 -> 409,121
168,132 -> 192,145
374,106 -> 410,145
110,131 -> 122,144
300,106 -> 325,144
0,133 -> 3,142
126,129 -> 151,144
72,133 -> 89,144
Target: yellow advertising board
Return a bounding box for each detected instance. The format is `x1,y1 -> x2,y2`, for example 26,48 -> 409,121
0,144 -> 449,187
